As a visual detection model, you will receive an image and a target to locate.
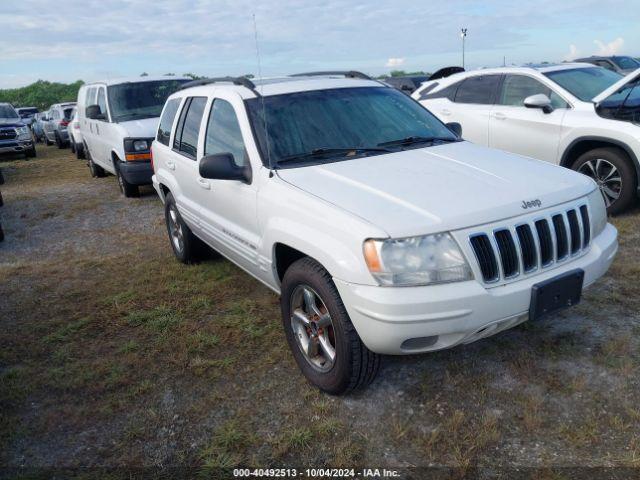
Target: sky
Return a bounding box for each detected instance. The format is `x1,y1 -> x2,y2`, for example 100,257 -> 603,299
1,0 -> 639,88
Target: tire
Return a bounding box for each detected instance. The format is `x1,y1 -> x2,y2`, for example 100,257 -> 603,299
55,132 -> 65,149
87,148 -> 106,178
164,192 -> 203,264
280,257 -> 380,394
0,222 -> 4,243
70,141 -> 76,154
115,163 -> 139,198
572,147 -> 637,215
25,146 -> 36,158
76,143 -> 85,160
0,169 -> 4,185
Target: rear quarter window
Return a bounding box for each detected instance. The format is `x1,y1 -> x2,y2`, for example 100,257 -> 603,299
454,75 -> 502,105
157,98 -> 182,146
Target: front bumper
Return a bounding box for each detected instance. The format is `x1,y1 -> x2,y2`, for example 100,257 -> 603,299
334,223 -> 618,355
119,160 -> 153,186
0,138 -> 33,154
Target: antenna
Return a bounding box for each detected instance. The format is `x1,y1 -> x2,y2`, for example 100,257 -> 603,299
252,13 -> 273,173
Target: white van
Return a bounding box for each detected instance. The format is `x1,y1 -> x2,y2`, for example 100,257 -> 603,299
77,76 -> 190,197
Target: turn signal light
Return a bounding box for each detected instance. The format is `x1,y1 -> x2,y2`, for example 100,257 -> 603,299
125,153 -> 151,161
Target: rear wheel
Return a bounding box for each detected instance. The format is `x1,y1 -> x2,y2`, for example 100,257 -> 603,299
280,257 -> 380,394
115,163 -> 139,198
86,146 -> 106,178
572,147 -> 637,215
164,192 -> 203,263
70,140 -> 76,153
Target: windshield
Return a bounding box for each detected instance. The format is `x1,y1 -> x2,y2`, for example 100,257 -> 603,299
0,105 -> 20,120
107,79 -> 189,122
18,108 -> 38,117
612,56 -> 640,70
545,67 -> 623,101
246,87 -> 457,167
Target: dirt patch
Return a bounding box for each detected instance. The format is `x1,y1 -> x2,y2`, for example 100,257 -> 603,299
1,145 -> 640,472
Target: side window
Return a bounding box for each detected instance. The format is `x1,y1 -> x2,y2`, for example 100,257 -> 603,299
421,81 -> 460,101
499,75 -> 568,109
87,87 -> 97,107
204,99 -> 248,167
173,96 -> 207,159
417,82 -> 439,100
96,88 -> 108,119
454,75 -> 501,105
157,98 -> 181,147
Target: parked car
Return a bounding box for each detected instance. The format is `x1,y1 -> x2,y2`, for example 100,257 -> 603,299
32,112 -> 47,142
152,73 -> 617,394
382,75 -> 429,94
77,76 -> 190,197
413,63 -> 640,214
68,108 -> 85,159
0,102 -> 36,158
16,107 -> 39,127
43,103 -> 76,148
573,56 -> 640,75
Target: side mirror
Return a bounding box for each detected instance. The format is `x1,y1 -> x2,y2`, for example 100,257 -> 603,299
524,94 -> 553,113
86,104 -> 106,120
199,153 -> 251,183
446,122 -> 462,137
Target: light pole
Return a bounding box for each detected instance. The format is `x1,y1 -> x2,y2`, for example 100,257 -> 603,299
460,28 -> 468,69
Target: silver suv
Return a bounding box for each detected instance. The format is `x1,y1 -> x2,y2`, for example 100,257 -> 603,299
43,103 -> 76,148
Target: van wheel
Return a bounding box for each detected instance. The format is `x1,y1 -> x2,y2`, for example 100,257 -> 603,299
164,192 -> 203,264
572,147 -> 637,215
280,257 -> 380,395
115,164 -> 139,198
76,144 -> 85,160
70,141 -> 76,154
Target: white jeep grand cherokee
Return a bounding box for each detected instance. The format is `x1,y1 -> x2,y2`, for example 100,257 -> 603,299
151,72 -> 618,394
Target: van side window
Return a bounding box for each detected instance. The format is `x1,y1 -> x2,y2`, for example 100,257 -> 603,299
87,87 -> 97,108
96,88 -> 108,119
157,98 -> 181,147
173,96 -> 207,159
204,99 -> 248,166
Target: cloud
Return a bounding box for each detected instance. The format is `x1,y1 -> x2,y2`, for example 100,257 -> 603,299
594,37 -> 624,56
563,44 -> 579,61
385,58 -> 405,68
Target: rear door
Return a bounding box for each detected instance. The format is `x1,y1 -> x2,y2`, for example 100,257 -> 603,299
92,86 -> 113,170
167,96 -> 208,233
83,87 -> 98,157
489,74 -> 569,163
444,74 -> 502,145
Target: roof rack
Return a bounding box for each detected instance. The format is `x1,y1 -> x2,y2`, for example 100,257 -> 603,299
290,70 -> 373,80
179,76 -> 260,96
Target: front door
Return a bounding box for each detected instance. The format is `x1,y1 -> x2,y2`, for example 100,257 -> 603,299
489,74 -> 568,163
194,94 -> 259,274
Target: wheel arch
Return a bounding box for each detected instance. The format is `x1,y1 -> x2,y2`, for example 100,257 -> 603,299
560,136 -> 640,195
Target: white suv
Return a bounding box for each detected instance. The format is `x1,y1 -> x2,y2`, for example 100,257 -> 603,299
413,64 -> 640,214
152,73 -> 618,394
77,76 -> 189,197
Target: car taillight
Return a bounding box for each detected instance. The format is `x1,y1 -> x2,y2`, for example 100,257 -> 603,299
60,120 -> 69,127
150,146 -> 154,172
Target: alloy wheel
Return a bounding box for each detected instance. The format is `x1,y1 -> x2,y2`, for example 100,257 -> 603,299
578,158 -> 621,207
167,205 -> 184,254
290,285 -> 337,372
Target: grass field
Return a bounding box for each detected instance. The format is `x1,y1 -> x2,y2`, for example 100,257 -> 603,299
1,145 -> 639,475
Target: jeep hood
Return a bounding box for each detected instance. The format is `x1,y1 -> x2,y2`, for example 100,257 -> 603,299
277,141 -> 595,238
117,116 -> 159,138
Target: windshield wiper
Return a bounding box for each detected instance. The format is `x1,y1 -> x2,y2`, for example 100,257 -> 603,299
377,136 -> 458,148
277,147 -> 391,165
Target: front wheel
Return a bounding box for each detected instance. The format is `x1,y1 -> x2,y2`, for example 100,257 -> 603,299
280,257 -> 380,394
572,147 -> 637,215
25,146 -> 36,158
115,163 -> 139,198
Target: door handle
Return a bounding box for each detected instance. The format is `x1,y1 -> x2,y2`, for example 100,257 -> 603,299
166,161 -> 175,170
441,109 -> 452,116
197,178 -> 211,190
493,112 -> 507,120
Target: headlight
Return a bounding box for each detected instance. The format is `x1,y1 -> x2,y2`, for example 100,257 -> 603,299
16,126 -> 30,136
588,188 -> 607,237
363,233 -> 473,286
133,140 -> 148,151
